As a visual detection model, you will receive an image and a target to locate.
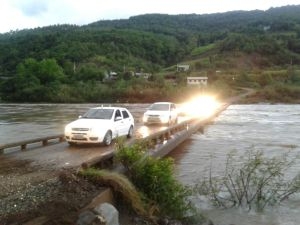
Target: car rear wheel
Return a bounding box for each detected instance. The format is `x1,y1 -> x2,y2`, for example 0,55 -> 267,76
127,125 -> 134,138
103,131 -> 112,146
167,117 -> 172,126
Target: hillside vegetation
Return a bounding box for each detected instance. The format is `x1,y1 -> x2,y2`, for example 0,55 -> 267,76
0,5 -> 300,103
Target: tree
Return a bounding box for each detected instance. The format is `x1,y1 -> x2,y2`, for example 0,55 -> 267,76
11,58 -> 66,101
75,63 -> 104,81
38,59 -> 65,85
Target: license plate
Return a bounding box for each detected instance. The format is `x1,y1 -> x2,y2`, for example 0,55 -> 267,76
73,134 -> 84,139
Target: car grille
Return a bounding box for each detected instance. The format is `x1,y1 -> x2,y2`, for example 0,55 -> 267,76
147,115 -> 161,122
71,134 -> 88,141
72,137 -> 88,141
72,128 -> 89,131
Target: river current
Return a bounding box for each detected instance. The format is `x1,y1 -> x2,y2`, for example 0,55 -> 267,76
1,103 -> 300,224
170,104 -> 300,225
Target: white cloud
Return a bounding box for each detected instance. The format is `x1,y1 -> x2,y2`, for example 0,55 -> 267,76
0,0 -> 300,33
17,0 -> 48,16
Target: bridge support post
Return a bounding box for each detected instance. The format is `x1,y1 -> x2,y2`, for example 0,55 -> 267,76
198,126 -> 204,134
159,135 -> 164,143
21,144 -> 26,151
165,131 -> 171,140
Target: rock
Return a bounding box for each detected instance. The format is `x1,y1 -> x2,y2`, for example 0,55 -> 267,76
77,203 -> 120,225
94,203 -> 119,225
77,210 -> 97,225
158,218 -> 183,225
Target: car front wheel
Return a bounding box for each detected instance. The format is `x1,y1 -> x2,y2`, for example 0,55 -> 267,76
103,131 -> 112,146
127,125 -> 134,138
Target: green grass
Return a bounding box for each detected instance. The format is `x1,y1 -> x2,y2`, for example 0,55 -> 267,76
191,44 -> 215,56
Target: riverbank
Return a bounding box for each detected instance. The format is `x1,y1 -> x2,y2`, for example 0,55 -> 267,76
1,85 -> 300,105
0,168 -> 140,225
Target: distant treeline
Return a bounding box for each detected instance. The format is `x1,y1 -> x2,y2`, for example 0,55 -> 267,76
0,5 -> 300,102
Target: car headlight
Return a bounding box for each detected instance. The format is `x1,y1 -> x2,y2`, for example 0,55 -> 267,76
64,125 -> 71,133
143,115 -> 148,122
160,115 -> 169,123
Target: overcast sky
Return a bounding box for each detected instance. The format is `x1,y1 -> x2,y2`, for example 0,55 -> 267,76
1,0 -> 300,33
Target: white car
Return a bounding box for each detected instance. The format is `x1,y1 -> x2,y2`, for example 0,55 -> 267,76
64,106 -> 134,146
143,102 -> 178,126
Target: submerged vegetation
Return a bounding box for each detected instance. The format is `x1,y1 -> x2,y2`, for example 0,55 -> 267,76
194,150 -> 300,211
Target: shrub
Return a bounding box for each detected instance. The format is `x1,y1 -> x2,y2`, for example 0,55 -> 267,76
115,140 -> 201,223
257,83 -> 300,102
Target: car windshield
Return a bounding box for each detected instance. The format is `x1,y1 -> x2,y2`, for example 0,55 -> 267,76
82,108 -> 114,119
149,103 -> 169,111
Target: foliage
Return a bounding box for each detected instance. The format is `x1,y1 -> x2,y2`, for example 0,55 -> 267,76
1,58 -> 65,102
288,68 -> 300,84
79,168 -> 157,223
1,5 -> 300,102
194,150 -> 300,211
115,140 -> 202,223
252,83 -> 300,103
253,73 -> 274,87
191,44 -> 215,56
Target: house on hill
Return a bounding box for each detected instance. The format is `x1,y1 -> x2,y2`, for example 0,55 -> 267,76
134,72 -> 151,79
103,71 -> 118,81
177,64 -> 190,72
187,76 -> 208,86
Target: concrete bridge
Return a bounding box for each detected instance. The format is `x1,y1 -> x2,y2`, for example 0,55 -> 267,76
0,102 -> 230,170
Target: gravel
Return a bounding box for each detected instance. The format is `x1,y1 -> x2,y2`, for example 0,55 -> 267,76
0,166 -> 103,224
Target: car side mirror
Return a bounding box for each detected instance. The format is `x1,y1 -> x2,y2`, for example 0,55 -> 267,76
115,116 -> 122,121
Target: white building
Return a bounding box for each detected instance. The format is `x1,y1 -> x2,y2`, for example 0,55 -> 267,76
135,72 -> 151,79
187,76 -> 208,86
177,64 -> 190,72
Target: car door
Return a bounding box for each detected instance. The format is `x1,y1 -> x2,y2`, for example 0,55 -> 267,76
114,109 -> 127,136
121,109 -> 133,133
170,103 -> 177,122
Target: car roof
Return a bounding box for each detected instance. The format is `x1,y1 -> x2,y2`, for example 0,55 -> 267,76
152,102 -> 174,104
92,106 -> 128,110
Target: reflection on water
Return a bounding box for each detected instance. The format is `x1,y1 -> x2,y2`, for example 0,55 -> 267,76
169,104 -> 300,225
137,126 -> 151,138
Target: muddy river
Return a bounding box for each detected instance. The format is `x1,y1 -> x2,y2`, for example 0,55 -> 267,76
170,104 -> 300,225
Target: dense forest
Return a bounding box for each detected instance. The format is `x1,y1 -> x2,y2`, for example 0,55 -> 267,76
0,5 -> 300,103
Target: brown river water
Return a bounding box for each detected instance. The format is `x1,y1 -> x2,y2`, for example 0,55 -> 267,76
170,104 -> 300,225
1,103 -> 300,225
